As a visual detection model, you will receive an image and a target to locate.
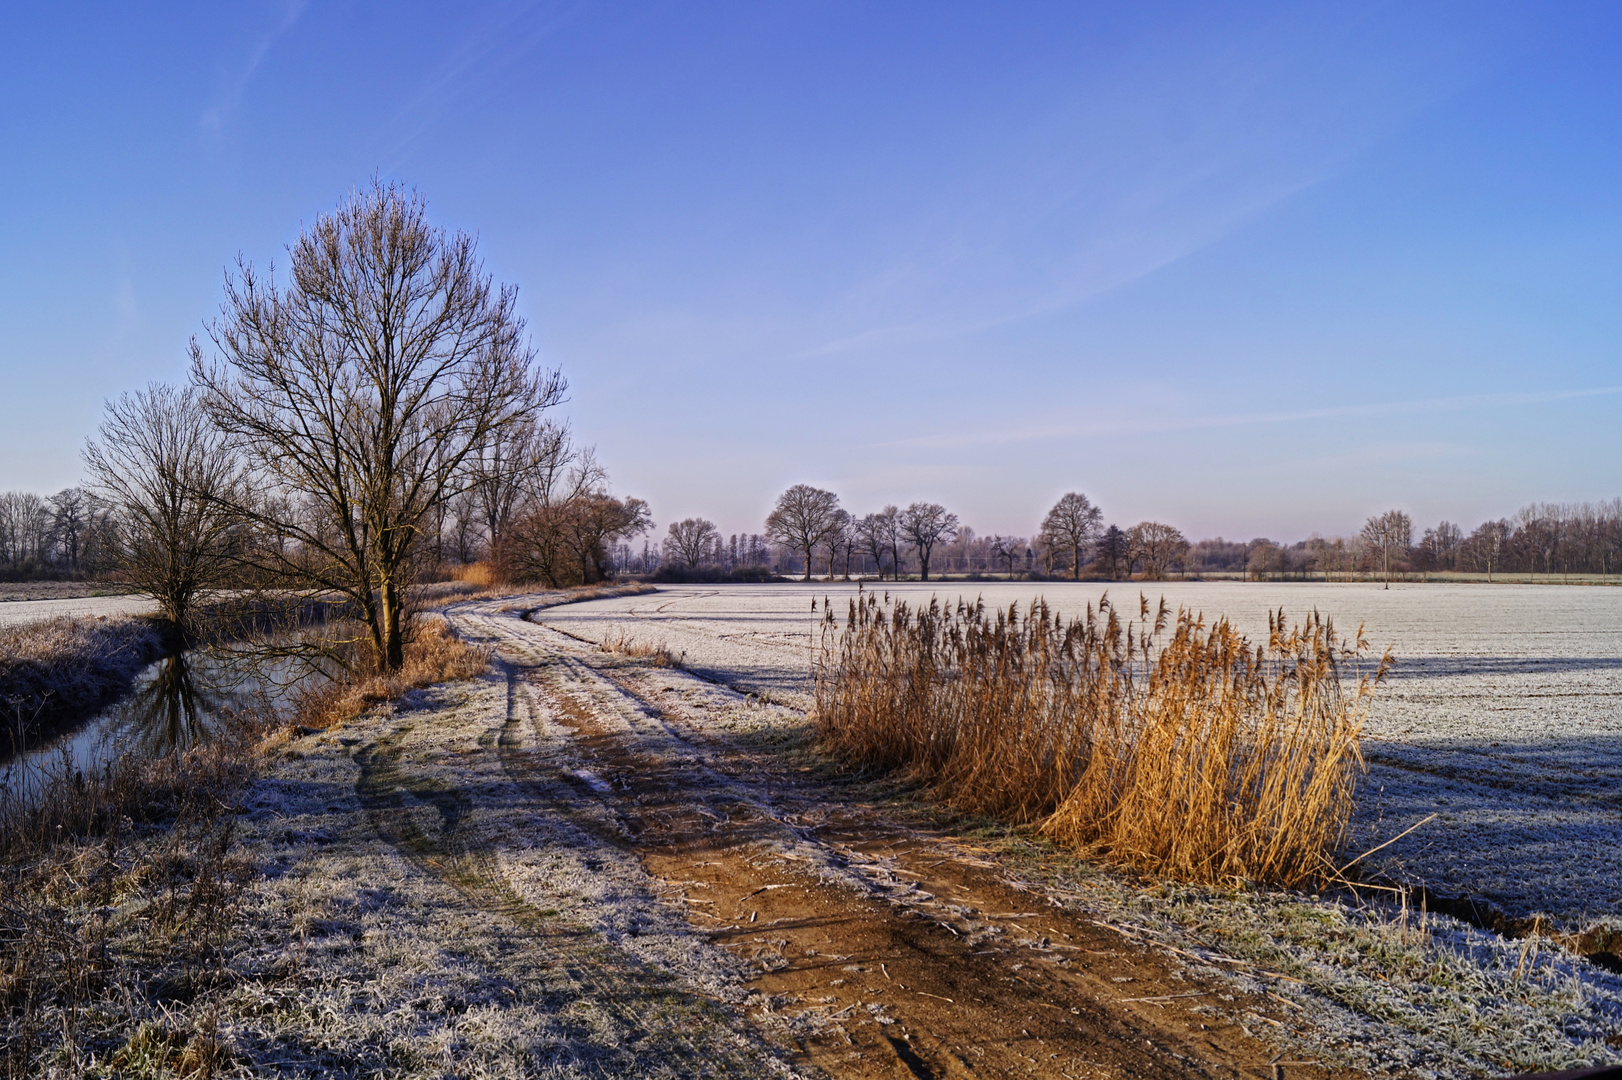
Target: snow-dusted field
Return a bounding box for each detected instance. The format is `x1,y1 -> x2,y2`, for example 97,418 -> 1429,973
0,593 -> 156,627
538,581 -> 1622,928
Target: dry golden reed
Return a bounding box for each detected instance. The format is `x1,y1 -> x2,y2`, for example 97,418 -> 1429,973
814,591 -> 1389,887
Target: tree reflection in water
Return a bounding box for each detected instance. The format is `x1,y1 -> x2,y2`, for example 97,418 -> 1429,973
110,652 -> 227,755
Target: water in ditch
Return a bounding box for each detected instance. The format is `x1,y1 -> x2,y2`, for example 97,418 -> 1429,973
1,646 -> 323,797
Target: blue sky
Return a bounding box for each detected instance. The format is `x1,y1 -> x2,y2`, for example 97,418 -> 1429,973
1,2 -> 1619,541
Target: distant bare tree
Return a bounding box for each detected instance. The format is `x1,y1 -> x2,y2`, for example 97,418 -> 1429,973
988,534 -> 1023,579
664,517 -> 720,569
1127,522 -> 1188,580
470,416 -> 571,556
49,488 -> 92,573
899,502 -> 958,582
560,493 -> 651,582
1418,520 -> 1463,573
1040,492 -> 1102,580
192,180 -> 564,670
498,451 -> 649,586
877,505 -> 902,579
84,383 -> 242,634
817,509 -> 851,580
854,513 -> 892,580
0,491 -> 50,569
1093,524 -> 1129,580
834,513 -> 859,579
1360,509 -> 1413,589
765,484 -> 842,582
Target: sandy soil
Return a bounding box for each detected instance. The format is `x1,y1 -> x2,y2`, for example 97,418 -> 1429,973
536,582 -> 1622,929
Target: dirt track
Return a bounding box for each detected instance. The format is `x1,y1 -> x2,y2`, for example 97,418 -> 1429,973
427,597 -> 1340,1079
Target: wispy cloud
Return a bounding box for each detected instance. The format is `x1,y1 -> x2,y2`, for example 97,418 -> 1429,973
374,1 -> 587,171
200,0 -> 308,136
884,385 -> 1622,450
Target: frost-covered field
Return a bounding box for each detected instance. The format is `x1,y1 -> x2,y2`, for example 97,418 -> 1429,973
0,593 -> 156,628
539,581 -> 1622,929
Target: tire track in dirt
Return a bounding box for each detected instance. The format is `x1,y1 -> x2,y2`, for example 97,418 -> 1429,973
351,683 -> 807,1077
454,602 -> 1346,1080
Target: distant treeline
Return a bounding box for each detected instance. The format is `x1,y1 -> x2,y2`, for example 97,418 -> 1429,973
8,475 -> 1619,587
0,488 -> 118,580
625,490 -> 1622,582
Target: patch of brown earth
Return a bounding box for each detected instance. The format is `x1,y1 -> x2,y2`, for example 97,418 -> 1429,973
526,653 -> 1352,1080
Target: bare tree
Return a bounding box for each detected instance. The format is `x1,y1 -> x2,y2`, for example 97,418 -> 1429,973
664,517 -> 720,569
1127,521 -> 1188,580
854,513 -> 892,580
0,491 -> 50,569
498,451 -> 649,586
49,488 -> 92,573
469,415 -> 570,556
559,493 -> 651,582
765,484 -> 842,582
988,534 -> 1024,579
1360,509 -> 1413,589
877,505 -> 902,579
899,502 -> 958,582
1039,492 -> 1102,580
1093,524 -> 1128,580
83,384 -> 242,634
192,181 -> 564,671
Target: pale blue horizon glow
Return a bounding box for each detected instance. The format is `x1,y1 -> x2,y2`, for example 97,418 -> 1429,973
2,3 -> 1619,543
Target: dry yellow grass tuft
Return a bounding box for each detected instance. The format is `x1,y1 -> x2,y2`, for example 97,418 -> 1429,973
450,561 -> 498,587
814,592 -> 1388,887
292,617 -> 492,731
599,629 -> 681,667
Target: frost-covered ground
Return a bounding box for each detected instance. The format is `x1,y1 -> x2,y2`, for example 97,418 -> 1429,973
0,593 -> 156,627
538,581 -> 1622,929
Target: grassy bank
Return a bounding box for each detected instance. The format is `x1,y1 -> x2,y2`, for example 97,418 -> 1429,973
1,617 -> 167,740
0,610 -> 492,1078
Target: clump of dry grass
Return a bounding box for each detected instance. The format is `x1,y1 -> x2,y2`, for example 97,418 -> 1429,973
814,592 -> 1388,887
450,560 -> 498,588
600,629 -> 681,668
291,616 -> 492,730
0,617 -> 165,738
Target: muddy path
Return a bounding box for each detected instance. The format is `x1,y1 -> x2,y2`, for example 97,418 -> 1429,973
439,599 -> 1344,1080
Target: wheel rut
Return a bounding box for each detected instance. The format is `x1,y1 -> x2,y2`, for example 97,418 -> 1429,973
351,668 -> 802,1077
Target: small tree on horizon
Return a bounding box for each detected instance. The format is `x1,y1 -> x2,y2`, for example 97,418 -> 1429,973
1094,525 -> 1129,580
1361,509 -> 1413,589
765,484 -> 843,582
1127,521 -> 1188,580
854,511 -> 893,580
899,502 -> 958,581
664,517 -> 720,569
1040,492 -> 1103,580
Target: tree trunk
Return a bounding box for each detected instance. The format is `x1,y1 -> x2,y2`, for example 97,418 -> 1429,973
381,577 -> 405,671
